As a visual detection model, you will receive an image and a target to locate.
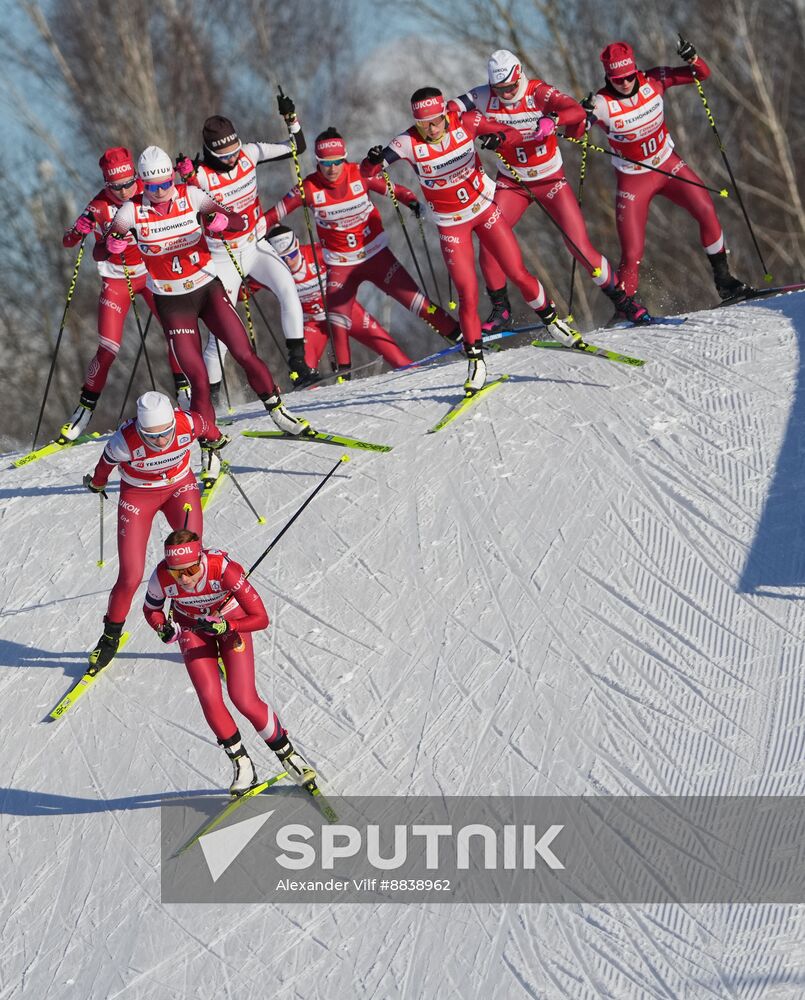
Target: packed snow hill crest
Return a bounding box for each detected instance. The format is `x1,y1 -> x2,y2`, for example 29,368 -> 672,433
2,285 -> 805,997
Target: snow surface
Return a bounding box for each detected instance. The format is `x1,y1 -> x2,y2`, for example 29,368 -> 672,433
1,293 -> 804,999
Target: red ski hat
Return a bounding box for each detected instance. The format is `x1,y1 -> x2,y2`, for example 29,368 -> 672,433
411,92 -> 446,122
315,135 -> 347,161
600,42 -> 638,79
99,147 -> 136,182
164,537 -> 202,569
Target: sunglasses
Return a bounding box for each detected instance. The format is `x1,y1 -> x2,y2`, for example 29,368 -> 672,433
108,178 -> 137,192
144,179 -> 173,192
282,247 -> 301,259
216,145 -> 242,160
492,82 -> 518,93
140,426 -> 174,442
613,74 -> 636,84
318,158 -> 346,167
168,562 -> 201,579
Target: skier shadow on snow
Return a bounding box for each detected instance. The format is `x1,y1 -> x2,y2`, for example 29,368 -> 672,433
739,295 -> 805,595
0,483 -> 91,499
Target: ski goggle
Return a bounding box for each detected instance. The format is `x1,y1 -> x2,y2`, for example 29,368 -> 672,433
216,144 -> 242,161
139,424 -> 175,443
143,179 -> 173,192
318,157 -> 346,167
168,562 -> 201,578
108,177 -> 137,192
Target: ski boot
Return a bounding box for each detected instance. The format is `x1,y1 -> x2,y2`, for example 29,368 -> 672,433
88,618 -> 124,674
221,732 -> 260,797
445,324 -> 462,346
270,735 -> 317,789
537,305 -> 586,348
463,342 -> 487,396
481,286 -> 512,334
59,388 -> 100,443
173,373 -> 192,412
261,393 -> 312,436
601,283 -> 652,325
336,365 -> 352,383
286,339 -> 320,389
708,249 -> 752,300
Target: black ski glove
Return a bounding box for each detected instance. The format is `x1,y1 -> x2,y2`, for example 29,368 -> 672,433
366,145 -> 386,165
277,90 -> 296,120
197,616 -> 230,637
478,132 -> 507,151
677,34 -> 697,62
157,621 -> 181,644
407,200 -> 422,217
83,474 -> 107,499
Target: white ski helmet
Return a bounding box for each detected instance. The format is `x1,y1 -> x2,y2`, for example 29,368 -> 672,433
488,50 -> 527,102
136,391 -> 175,433
267,225 -> 300,258
137,145 -> 174,182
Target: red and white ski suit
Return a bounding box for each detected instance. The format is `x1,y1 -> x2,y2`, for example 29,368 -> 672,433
109,185 -> 278,424
263,163 -> 455,346
143,550 -> 282,744
454,81 -> 618,290
90,407 -> 220,622
250,243 -> 411,368
63,182 -> 181,392
590,58 -> 724,295
362,108 -> 551,346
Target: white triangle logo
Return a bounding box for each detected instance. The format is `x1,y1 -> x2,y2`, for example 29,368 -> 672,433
199,809 -> 274,882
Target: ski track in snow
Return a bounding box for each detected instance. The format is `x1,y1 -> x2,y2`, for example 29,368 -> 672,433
1,295 -> 804,997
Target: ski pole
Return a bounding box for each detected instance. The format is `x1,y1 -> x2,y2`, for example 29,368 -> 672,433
247,454 -> 347,577
279,84 -> 338,367
227,467 -> 266,524
213,336 -> 234,414
31,238 -> 86,450
182,501 -> 192,530
122,259 -> 156,389
207,454 -> 348,613
495,150 -> 602,279
688,55 -> 772,281
117,313 -> 153,423
560,134 -> 729,196
447,273 -> 457,310
222,240 -> 258,350
243,283 -> 288,367
567,130 -> 589,316
97,492 -> 105,568
380,167 -> 433,305
416,215 -> 443,308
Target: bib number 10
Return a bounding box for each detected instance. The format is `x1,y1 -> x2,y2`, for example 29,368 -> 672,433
640,131 -> 664,158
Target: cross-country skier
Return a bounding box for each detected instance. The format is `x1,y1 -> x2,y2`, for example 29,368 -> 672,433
454,50 -> 650,330
105,146 -> 311,449
266,225 -> 412,372
362,88 -> 585,395
60,147 -> 189,441
263,127 -> 460,367
143,529 -> 315,795
585,37 -> 750,302
83,391 -> 226,672
176,94 -> 316,395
